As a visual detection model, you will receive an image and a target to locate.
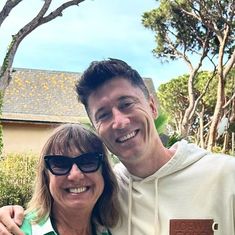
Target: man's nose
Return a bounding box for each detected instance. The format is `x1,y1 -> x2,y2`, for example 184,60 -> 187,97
67,164 -> 85,180
112,108 -> 130,129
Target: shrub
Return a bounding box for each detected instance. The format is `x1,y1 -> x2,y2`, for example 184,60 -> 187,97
0,152 -> 38,207
0,92 -> 3,155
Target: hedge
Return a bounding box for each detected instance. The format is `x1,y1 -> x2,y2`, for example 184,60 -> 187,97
0,153 -> 38,207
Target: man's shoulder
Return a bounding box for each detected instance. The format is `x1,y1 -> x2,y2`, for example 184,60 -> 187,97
204,152 -> 235,164
196,152 -> 235,179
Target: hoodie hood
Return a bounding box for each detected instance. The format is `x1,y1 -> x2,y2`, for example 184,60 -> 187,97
113,140 -> 210,235
114,139 -> 209,183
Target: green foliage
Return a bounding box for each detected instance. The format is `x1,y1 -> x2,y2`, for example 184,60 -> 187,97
157,74 -> 188,121
154,112 -> 169,134
0,92 -> 3,156
158,70 -> 234,124
0,153 -> 38,207
228,123 -> 235,133
165,133 -> 182,148
158,71 -> 214,122
155,112 -> 182,147
142,0 -> 234,62
0,35 -> 16,79
157,69 -> 234,149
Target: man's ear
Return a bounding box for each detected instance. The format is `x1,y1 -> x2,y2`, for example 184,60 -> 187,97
149,94 -> 158,119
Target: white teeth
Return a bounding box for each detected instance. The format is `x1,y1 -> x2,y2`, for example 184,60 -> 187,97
118,131 -> 136,142
69,187 -> 87,193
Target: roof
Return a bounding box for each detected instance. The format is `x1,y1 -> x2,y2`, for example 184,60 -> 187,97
2,68 -> 88,124
1,68 -> 156,124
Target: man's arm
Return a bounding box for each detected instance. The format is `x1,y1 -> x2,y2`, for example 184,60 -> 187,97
0,205 -> 25,235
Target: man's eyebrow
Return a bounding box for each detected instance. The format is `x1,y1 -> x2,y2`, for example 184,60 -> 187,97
118,95 -> 138,102
118,95 -> 135,101
94,96 -> 138,119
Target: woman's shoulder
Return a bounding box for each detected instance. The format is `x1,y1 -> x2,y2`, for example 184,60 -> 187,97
21,212 -> 55,235
99,230 -> 112,235
20,212 -> 35,235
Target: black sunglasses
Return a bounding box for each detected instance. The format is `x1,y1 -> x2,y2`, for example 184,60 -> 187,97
44,152 -> 103,176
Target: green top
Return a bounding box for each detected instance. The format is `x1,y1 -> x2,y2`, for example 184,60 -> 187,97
20,212 -> 112,235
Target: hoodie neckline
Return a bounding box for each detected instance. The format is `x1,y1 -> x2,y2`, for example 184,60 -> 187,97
119,140 -> 209,183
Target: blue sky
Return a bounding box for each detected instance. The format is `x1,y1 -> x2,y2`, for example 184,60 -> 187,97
0,0 -> 198,90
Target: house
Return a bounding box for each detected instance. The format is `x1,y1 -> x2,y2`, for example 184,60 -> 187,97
1,68 -> 156,154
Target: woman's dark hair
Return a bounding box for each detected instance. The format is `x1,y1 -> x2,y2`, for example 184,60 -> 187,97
26,123 -> 120,228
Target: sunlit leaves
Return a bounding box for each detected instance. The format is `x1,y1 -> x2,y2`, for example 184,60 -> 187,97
0,153 -> 38,207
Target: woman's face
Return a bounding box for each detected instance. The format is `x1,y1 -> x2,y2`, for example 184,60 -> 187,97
48,150 -> 104,213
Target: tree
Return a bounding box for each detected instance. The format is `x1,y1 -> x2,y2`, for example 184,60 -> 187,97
157,74 -> 189,133
158,69 -> 235,153
0,0 -> 85,94
0,1 -> 85,154
142,0 -> 235,151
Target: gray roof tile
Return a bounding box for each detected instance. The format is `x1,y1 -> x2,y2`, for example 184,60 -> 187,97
2,68 -> 88,123
2,68 -> 156,123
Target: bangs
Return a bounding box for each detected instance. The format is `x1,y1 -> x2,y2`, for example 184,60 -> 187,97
42,124 -> 104,157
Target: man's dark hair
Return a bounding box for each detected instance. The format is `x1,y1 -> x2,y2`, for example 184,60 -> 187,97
76,58 -> 150,110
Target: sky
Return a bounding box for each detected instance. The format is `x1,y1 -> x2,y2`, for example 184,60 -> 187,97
0,0 -> 199,90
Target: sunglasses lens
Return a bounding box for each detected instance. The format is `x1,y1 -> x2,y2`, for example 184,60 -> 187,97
78,154 -> 100,173
46,157 -> 71,175
44,153 -> 103,175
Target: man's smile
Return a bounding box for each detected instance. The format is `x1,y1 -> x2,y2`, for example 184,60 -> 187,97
116,130 -> 138,143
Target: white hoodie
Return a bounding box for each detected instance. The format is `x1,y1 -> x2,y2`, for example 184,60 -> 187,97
111,140 -> 235,235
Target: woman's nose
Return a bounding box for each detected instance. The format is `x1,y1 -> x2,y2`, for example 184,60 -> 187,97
67,164 -> 85,179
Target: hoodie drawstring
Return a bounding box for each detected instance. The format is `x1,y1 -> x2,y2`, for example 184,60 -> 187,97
128,177 -> 159,235
128,177 -> 133,235
155,178 -> 159,235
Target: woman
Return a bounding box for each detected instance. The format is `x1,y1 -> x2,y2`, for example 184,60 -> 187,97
21,123 -> 120,235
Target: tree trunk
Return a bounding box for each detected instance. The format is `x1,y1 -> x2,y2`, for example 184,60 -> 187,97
0,0 -> 85,93
232,132 -> 235,156
222,132 -> 229,153
181,71 -> 196,136
207,76 -> 225,151
199,107 -> 205,149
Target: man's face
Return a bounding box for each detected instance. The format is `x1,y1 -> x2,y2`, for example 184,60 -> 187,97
87,77 -> 158,164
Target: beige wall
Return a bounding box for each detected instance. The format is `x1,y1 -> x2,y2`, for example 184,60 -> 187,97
2,122 -> 59,155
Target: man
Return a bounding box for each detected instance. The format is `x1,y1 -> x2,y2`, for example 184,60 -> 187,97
0,58 -> 235,235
